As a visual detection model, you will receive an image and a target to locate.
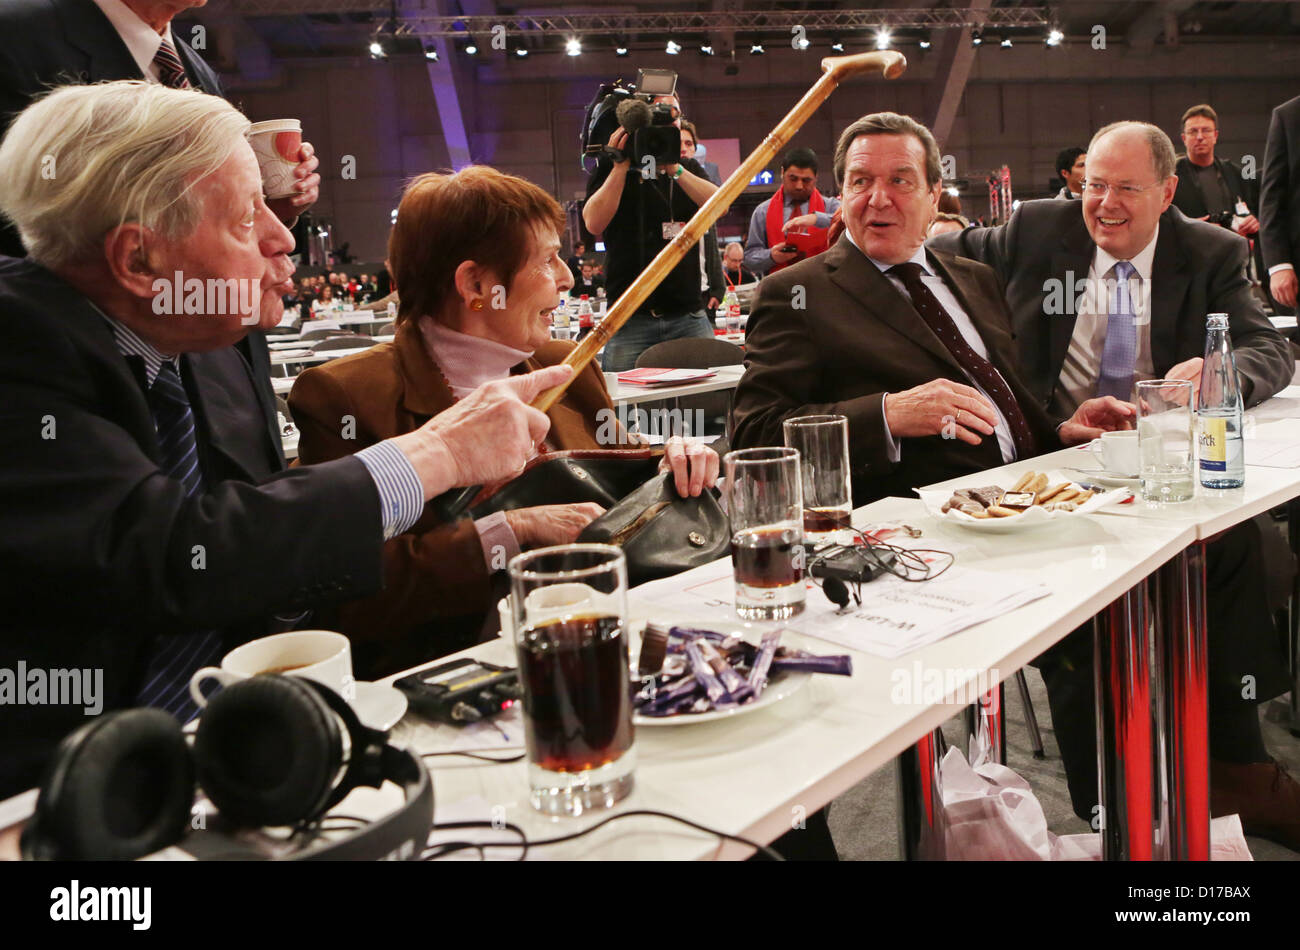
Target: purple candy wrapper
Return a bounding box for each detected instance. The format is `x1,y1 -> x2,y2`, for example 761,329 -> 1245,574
770,655 -> 853,676
698,640 -> 753,704
747,629 -> 783,697
685,640 -> 732,705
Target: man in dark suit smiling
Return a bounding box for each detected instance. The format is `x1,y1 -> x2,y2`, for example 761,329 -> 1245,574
930,120 -> 1298,849
731,111 -> 1131,506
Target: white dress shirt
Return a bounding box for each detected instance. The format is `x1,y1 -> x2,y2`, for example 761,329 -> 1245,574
846,235 -> 1018,464
92,0 -> 181,81
1049,227 -> 1159,418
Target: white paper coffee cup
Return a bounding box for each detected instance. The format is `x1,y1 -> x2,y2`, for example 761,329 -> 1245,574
248,118 -> 302,199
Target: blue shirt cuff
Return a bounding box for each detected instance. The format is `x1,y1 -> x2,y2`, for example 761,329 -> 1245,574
356,440 -> 425,540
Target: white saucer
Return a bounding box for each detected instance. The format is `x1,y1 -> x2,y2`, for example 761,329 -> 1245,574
1065,467 -> 1140,489
183,680 -> 408,734
352,681 -> 408,731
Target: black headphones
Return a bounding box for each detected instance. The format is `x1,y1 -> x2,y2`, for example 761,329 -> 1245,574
21,675 -> 433,861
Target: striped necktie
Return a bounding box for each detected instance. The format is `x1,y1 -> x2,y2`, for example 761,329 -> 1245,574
888,262 -> 1036,458
1096,261 -> 1138,401
133,360 -> 224,721
153,38 -> 192,89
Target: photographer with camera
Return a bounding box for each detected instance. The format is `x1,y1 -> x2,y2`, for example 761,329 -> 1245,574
1172,104 -> 1275,307
582,74 -> 720,372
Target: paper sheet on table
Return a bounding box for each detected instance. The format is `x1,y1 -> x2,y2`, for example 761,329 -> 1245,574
1244,438 -> 1300,468
630,557 -> 1049,659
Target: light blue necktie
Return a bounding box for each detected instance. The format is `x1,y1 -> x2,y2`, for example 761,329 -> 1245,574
1097,260 -> 1137,400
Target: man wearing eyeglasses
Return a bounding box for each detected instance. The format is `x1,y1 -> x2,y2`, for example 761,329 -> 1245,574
1171,105 -> 1274,312
1172,105 -> 1260,239
930,120 -> 1299,850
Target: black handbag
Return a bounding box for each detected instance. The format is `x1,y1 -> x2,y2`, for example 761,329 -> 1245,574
469,449 -> 729,586
577,472 -> 730,587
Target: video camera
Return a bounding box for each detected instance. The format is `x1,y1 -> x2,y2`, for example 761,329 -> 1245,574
581,68 -> 682,171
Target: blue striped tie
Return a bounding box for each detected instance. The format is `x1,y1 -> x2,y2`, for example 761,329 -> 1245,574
134,360 -> 224,720
1097,261 -> 1138,401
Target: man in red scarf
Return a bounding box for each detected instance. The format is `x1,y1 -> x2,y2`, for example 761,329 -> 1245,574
744,147 -> 840,276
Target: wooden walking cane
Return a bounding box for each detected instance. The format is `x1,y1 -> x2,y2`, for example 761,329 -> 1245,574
437,50 -> 906,519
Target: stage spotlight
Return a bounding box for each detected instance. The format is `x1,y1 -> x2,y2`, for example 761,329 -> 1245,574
946,186 -> 959,197
699,44 -> 714,56
830,39 -> 844,52
1001,36 -> 1013,48
368,39 -> 386,59
971,29 -> 983,46
1046,29 -> 1064,46
666,40 -> 681,55
919,38 -> 932,49
615,45 -> 629,56
565,38 -> 581,56
750,43 -> 765,55
874,29 -> 891,50
424,46 -> 438,62
515,47 -> 528,57
794,36 -> 809,50
465,43 -> 478,55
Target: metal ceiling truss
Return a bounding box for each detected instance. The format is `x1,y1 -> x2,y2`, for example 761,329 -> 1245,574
228,3 -> 1050,34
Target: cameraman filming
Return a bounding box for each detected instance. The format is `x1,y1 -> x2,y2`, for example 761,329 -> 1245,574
583,93 -> 720,371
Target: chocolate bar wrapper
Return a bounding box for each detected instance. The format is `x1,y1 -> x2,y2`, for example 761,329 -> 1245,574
698,640 -> 753,704
770,655 -> 853,676
747,629 -> 783,697
685,640 -> 732,705
667,627 -> 742,655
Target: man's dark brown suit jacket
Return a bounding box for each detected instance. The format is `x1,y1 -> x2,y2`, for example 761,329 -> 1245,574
730,236 -> 1063,505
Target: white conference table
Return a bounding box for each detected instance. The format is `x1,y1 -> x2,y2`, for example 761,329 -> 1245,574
379,496 -> 1194,860
607,364 -> 746,406
918,386 -> 1300,859
269,337 -> 395,375
379,386 -> 1300,861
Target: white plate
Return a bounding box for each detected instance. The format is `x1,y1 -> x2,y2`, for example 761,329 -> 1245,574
352,681 -> 408,732
634,669 -> 809,726
630,619 -> 812,726
916,470 -> 1133,533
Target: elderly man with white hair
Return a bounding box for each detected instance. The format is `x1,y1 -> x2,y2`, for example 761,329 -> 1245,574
0,80 -> 571,798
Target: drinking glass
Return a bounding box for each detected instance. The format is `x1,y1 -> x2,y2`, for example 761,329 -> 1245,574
723,447 -> 806,620
783,414 -> 853,544
509,544 -> 635,817
1136,379 -> 1195,504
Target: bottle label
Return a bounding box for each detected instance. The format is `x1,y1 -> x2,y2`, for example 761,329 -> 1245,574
1198,417 -> 1227,472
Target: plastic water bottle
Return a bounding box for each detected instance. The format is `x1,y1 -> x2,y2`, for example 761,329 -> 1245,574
575,295 -> 594,341
1197,312 -> 1244,489
723,288 -> 741,335
386,300 -> 397,321
553,298 -> 571,339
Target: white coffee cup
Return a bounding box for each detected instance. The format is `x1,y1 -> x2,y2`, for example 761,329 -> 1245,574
1090,429 -> 1140,476
188,630 -> 355,708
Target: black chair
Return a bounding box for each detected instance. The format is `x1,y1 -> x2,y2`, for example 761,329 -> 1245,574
633,338 -> 744,440
309,335 -> 377,353
299,326 -> 351,342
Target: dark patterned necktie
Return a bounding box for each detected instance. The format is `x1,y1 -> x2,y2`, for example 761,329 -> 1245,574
153,39 -> 192,89
133,361 -> 224,721
888,262 -> 1036,458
